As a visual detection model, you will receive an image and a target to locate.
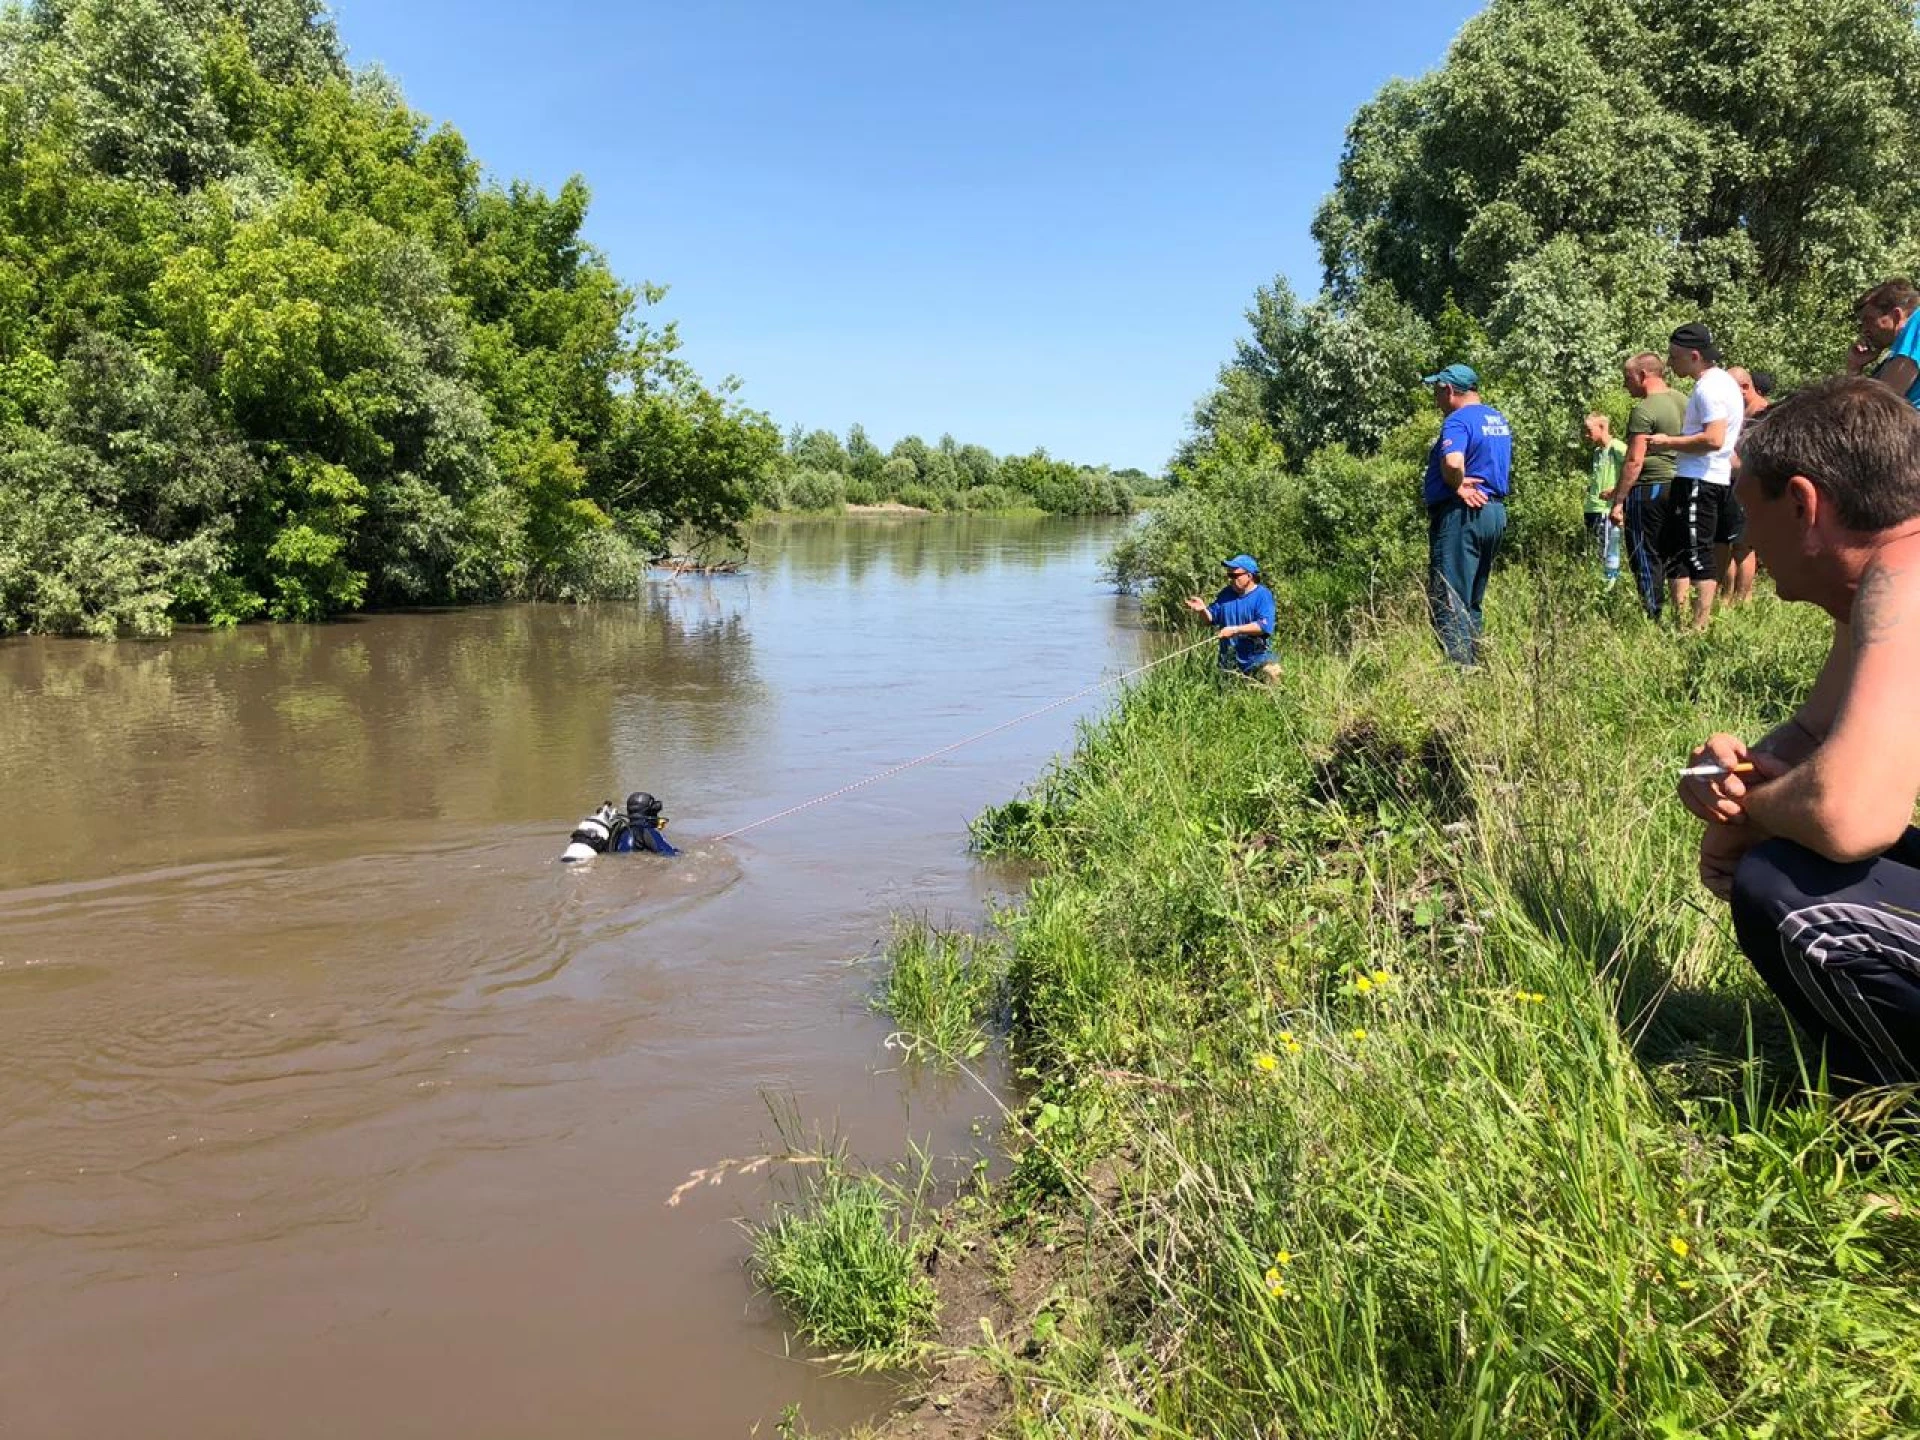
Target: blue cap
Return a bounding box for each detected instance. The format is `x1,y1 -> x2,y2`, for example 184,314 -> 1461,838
1222,554 -> 1259,574
1421,362 -> 1479,390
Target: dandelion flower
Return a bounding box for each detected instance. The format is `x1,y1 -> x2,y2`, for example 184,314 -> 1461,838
1372,969 -> 1391,986
1350,1027 -> 1368,1042
1266,1276 -> 1288,1298
1668,1236 -> 1690,1259
1279,1030 -> 1295,1043
1285,1040 -> 1303,1055
1254,1053 -> 1279,1073
1515,990 -> 1546,1004
1273,1250 -> 1292,1266
1355,976 -> 1374,995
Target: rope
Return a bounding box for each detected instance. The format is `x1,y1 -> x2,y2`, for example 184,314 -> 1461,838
710,633 -> 1221,843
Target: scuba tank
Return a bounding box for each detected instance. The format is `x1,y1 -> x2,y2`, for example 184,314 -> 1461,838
561,801 -> 629,863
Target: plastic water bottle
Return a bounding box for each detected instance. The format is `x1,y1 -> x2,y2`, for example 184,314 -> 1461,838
1601,518 -> 1622,587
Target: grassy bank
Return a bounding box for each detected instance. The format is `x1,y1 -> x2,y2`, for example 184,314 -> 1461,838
772,561 -> 1919,1438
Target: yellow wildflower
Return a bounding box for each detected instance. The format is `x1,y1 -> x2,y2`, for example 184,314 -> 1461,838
1279,1030 -> 1295,1043
1285,1040 -> 1303,1055
1372,969 -> 1391,986
1274,1250 -> 1292,1266
1355,976 -> 1374,995
1668,1236 -> 1690,1259
1350,1027 -> 1368,1041
1515,990 -> 1546,1004
1254,1053 -> 1278,1073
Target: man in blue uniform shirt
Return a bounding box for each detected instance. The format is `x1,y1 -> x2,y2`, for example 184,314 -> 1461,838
1184,554 -> 1279,680
1421,363 -> 1512,667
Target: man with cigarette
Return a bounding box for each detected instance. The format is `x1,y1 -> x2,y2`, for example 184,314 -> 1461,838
1680,376 -> 1920,1091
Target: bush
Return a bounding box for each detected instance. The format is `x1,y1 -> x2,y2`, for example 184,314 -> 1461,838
892,482 -> 942,511
954,483 -> 1027,513
841,474 -> 879,506
785,467 -> 846,512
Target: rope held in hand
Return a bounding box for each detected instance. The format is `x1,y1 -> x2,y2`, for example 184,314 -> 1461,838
710,634 -> 1220,843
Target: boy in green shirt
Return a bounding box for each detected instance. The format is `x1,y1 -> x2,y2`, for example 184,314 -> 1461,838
1584,413 -> 1627,579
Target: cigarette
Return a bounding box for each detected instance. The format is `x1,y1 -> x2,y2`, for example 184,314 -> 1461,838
1678,762 -> 1755,778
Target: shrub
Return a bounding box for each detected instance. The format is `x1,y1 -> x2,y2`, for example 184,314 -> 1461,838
785,467 -> 846,511
891,482 -> 942,511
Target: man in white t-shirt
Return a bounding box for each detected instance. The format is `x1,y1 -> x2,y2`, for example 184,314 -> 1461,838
1650,321 -> 1746,630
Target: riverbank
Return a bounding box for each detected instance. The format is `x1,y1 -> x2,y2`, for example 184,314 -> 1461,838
782,564 -> 1920,1438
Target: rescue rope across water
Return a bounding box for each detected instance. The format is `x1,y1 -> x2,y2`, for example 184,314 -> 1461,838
709,633 -> 1221,843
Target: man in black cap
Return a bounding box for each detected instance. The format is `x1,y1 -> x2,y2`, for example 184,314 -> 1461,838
1650,322 -> 1746,630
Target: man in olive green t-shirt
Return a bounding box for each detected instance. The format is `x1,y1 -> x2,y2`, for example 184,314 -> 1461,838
1611,351 -> 1686,618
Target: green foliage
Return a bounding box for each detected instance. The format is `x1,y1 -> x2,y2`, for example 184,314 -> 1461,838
1178,0 -> 1920,556
876,921 -> 1004,1063
975,571 -> 1920,1437
0,0 -> 775,633
766,426 -> 1139,517
751,1170 -> 936,1359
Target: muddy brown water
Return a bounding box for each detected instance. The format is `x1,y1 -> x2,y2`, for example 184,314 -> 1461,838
0,515 -> 1147,1440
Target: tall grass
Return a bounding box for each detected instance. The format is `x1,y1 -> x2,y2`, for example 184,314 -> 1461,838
966,563 -> 1920,1438
877,921 -> 1005,1064
752,1167 -> 936,1362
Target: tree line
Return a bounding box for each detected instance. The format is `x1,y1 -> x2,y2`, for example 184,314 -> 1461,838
759,422 -> 1150,517
1126,0 -> 1920,615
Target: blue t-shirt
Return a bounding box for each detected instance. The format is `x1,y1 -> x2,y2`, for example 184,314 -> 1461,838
1208,583 -> 1276,672
1883,312 -> 1920,408
1422,403 -> 1514,506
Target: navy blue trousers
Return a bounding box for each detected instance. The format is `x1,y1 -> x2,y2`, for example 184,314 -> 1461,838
1625,483 -> 1668,619
1427,498 -> 1507,666
1731,831 -> 1920,1091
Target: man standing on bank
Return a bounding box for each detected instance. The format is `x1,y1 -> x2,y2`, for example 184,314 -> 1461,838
1421,363 -> 1512,667
1613,352 -> 1685,618
1680,377 -> 1920,1092
1184,554 -> 1280,680
1650,323 -> 1745,630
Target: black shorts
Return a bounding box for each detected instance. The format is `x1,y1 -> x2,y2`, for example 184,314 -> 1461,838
1662,479 -> 1739,581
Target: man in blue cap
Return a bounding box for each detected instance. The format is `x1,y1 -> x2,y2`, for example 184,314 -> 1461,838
1184,554 -> 1280,680
1421,362 -> 1512,667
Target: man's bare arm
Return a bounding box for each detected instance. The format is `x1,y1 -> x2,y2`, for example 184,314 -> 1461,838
1744,574 -> 1920,861
1648,418 -> 1727,454
1751,619 -> 1851,766
1615,434 -> 1649,505
1873,355 -> 1918,400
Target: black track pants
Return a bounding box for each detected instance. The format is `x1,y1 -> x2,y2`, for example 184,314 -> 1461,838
1731,831 -> 1920,1091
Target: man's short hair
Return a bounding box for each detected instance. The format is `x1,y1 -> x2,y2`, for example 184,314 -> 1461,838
1750,370 -> 1776,398
1856,278 -> 1920,316
1739,376 -> 1920,532
1625,352 -> 1666,381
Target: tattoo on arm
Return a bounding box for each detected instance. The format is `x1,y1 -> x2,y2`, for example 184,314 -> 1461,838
1852,563 -> 1914,651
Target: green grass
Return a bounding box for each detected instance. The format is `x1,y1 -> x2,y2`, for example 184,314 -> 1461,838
751,1168 -> 937,1362
876,920 -> 1006,1064
956,561 -> 1920,1438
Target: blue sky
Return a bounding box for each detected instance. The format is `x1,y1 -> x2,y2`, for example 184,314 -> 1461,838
330,1 -> 1482,473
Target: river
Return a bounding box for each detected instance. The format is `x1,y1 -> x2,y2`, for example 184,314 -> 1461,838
0,515 -> 1146,1439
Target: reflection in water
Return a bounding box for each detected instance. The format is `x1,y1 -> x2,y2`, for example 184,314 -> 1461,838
0,515 -> 1141,1440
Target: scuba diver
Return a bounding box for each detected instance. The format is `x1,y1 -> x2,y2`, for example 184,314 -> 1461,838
560,791 -> 679,863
